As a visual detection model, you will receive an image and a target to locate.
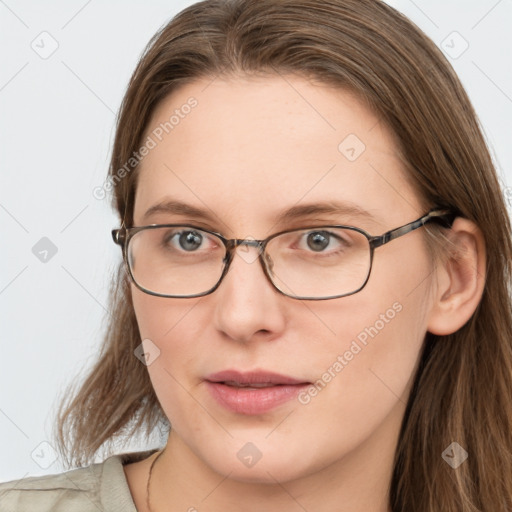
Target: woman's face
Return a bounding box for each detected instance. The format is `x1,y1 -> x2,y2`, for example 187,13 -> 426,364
131,74 -> 435,483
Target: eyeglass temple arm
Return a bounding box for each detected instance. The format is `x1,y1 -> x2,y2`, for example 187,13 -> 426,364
370,209 -> 457,249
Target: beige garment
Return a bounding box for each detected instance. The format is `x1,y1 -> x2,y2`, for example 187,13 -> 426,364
0,449 -> 158,512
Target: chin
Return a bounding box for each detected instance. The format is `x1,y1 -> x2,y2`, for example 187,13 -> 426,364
196,436 -> 333,485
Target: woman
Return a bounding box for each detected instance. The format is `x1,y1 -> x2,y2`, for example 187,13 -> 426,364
1,0 -> 511,510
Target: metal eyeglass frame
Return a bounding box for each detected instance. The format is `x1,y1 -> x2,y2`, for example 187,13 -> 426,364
111,208 -> 457,300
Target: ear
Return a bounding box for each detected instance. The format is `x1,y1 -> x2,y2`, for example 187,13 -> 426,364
427,217 -> 486,335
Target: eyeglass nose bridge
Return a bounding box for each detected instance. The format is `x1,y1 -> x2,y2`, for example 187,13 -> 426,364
230,238 -> 265,249
221,237 -> 275,290
225,238 -> 266,261
228,238 -> 267,266
223,237 -> 273,271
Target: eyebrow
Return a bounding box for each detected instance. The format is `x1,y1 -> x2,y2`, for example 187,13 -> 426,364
276,202 -> 379,225
141,198 -> 380,226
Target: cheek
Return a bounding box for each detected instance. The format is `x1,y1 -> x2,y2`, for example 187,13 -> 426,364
286,299 -> 427,468
131,286 -> 208,418
295,243 -> 432,430
299,298 -> 422,398
131,286 -> 203,343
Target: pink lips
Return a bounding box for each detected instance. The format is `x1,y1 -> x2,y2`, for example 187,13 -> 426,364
205,370 -> 310,415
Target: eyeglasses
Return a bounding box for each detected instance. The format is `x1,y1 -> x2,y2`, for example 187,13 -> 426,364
111,208 -> 456,300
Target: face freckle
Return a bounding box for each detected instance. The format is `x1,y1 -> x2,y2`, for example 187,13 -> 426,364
129,73 -> 435,485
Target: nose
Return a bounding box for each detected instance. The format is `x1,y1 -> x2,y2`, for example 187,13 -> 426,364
211,245 -> 287,343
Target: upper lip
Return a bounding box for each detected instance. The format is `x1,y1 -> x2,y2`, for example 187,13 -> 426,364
205,369 -> 310,386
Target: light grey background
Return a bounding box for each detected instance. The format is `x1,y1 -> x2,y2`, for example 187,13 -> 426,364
1,0 -> 511,480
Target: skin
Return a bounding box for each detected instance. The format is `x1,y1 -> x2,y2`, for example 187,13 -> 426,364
122,74 -> 486,512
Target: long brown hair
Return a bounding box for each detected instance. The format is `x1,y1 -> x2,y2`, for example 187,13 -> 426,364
54,1 -> 512,509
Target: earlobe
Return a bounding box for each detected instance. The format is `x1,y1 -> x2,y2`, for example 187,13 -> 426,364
427,218 -> 487,336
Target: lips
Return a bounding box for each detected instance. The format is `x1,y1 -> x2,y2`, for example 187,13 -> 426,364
205,369 -> 309,387
205,369 -> 311,415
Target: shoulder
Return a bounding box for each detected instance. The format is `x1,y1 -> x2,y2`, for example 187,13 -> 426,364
0,463 -> 102,512
0,449 -> 157,512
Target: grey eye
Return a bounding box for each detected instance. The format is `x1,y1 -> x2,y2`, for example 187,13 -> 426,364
177,231 -> 203,251
306,231 -> 330,251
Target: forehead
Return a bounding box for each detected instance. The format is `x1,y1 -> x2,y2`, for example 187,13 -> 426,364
133,74 -> 421,231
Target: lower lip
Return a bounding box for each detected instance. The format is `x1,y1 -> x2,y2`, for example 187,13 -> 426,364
205,381 -> 310,415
